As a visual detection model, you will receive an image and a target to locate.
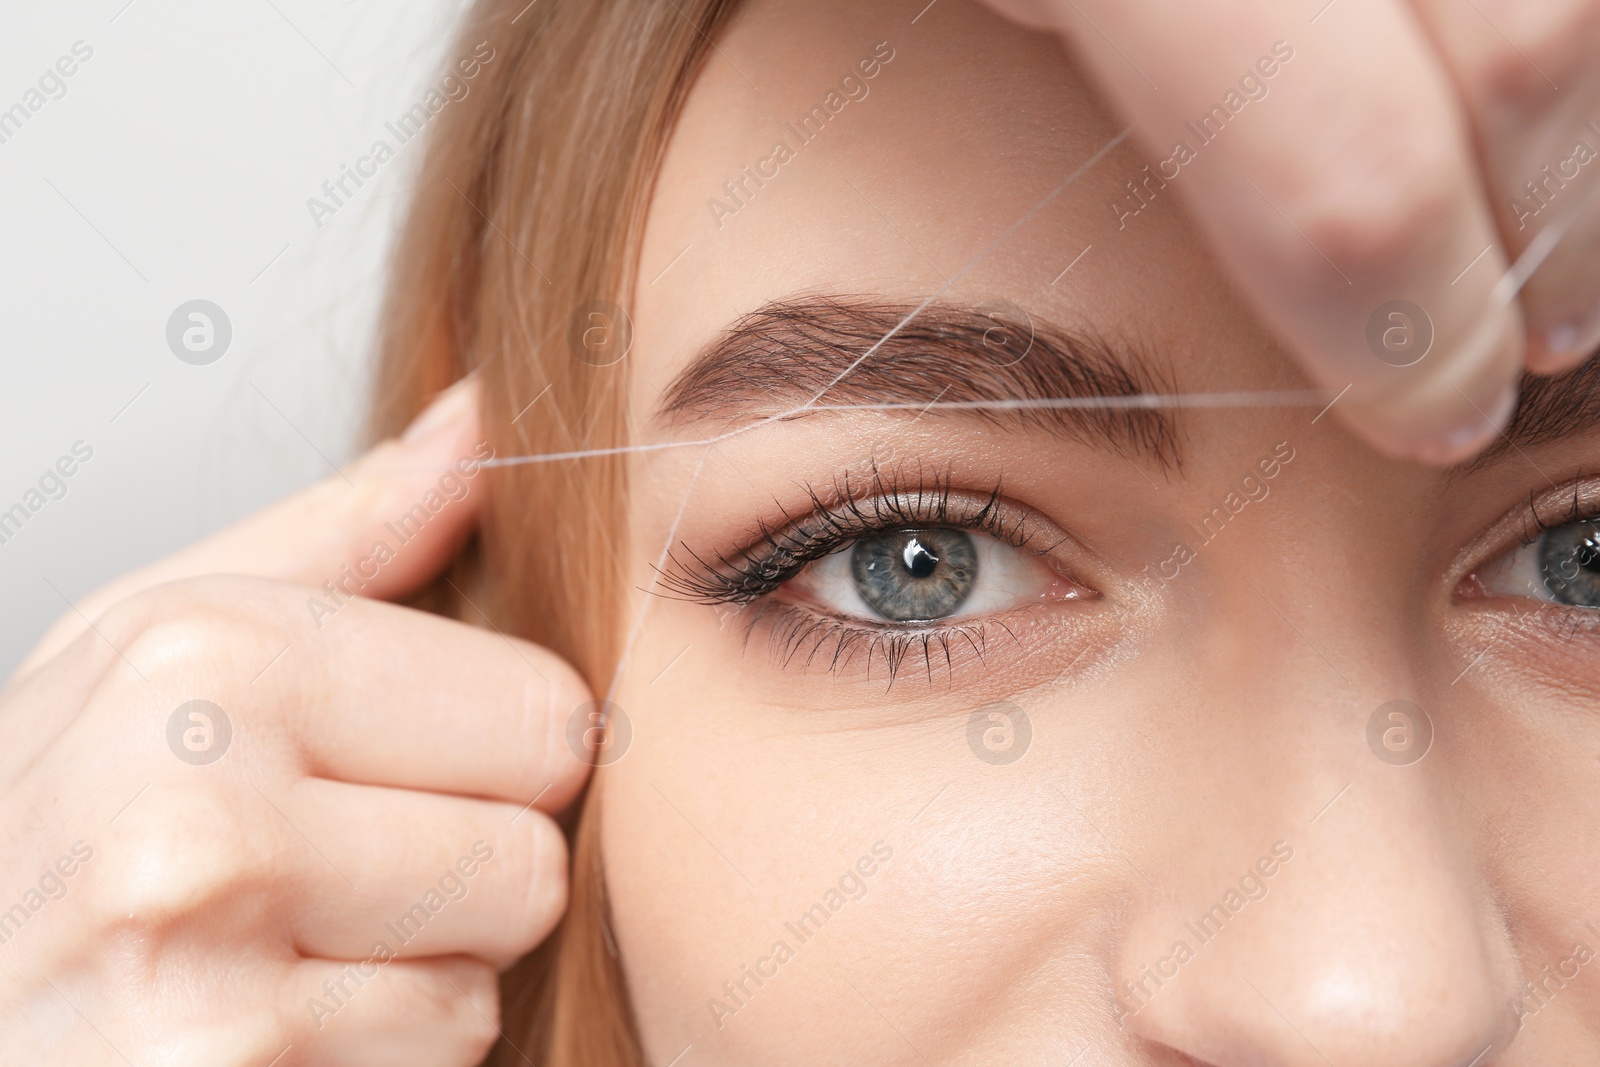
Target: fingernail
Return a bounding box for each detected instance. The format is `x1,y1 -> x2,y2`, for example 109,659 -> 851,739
1412,378 -> 1518,465
1386,298 -> 1522,465
402,377 -> 477,444
1542,322 -> 1579,356
1532,314 -> 1600,373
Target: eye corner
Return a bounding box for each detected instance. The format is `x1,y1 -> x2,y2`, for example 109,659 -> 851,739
1452,570 -> 1490,602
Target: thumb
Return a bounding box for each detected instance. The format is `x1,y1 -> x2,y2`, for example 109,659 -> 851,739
979,0 -> 1524,463
22,377 -> 491,670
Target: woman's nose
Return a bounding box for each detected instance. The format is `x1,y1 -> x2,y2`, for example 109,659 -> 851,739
1111,556 -> 1524,1066
1120,765 -> 1520,1066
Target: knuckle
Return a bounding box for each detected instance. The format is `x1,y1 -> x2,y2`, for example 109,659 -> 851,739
504,680 -> 556,792
503,816 -> 569,945
106,579 -> 290,685
522,657 -> 595,795
89,788 -> 265,937
154,1019 -> 285,1067
1457,1 -> 1599,98
1470,43 -> 1550,100
518,819 -> 569,940
438,962 -> 501,1061
1280,124 -> 1465,274
510,672 -> 572,793
391,959 -> 500,1062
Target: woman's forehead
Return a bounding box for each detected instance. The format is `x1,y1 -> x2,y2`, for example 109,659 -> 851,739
631,0 -> 1269,412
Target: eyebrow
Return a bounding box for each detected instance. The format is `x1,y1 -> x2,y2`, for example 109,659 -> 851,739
656,297 -> 1181,466
1470,358 -> 1600,469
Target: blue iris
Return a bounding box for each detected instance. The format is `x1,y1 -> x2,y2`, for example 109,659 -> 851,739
849,528 -> 978,622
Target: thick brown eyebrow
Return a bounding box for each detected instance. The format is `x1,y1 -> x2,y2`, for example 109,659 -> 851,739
656,297 -> 1180,466
1468,358 -> 1600,471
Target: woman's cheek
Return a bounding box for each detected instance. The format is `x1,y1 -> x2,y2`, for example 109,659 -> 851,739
602,648 -> 1126,1063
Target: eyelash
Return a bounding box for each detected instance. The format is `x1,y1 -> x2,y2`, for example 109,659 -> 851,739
658,467 -> 1067,684
1457,474 -> 1600,624
1522,478 -> 1594,546
1520,479 -> 1600,624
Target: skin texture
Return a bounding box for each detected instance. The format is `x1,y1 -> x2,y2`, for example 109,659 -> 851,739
6,2 -> 1600,1063
980,0 -> 1600,464
0,383 -> 593,1066
602,1 -> 1600,1064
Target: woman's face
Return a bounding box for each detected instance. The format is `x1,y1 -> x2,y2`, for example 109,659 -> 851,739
599,0 -> 1600,1062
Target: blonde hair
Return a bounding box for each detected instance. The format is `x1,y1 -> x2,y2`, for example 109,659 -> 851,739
367,0 -> 743,1060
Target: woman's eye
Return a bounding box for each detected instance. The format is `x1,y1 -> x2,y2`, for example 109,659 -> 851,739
1479,518 -> 1600,607
784,527 -> 1077,624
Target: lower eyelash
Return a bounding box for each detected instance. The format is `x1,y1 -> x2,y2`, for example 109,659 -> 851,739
748,599 -> 1027,686
1510,600 -> 1600,640
657,465 -> 1073,685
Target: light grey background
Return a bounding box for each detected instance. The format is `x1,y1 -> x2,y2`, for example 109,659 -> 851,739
0,0 -> 468,676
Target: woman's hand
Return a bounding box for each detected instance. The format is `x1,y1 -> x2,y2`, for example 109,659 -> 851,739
981,0 -> 1600,462
0,380 -> 593,1066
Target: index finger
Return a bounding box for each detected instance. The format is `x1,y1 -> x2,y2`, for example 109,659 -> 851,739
105,574 -> 595,812
279,590 -> 596,813
1021,0 -> 1524,463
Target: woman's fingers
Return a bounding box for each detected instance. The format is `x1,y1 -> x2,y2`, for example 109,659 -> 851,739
1517,159 -> 1600,370
993,0 -> 1527,463
19,377 -> 489,673
283,955 -> 502,1067
1,375 -> 592,1060
1404,0 -> 1600,370
30,955 -> 503,1066
58,574 -> 594,810
255,582 -> 593,809
273,780 -> 568,968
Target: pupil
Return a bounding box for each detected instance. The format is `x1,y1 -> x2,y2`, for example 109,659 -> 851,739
901,537 -> 939,579
1539,521 -> 1600,608
1579,536 -> 1600,571
850,528 -> 978,623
